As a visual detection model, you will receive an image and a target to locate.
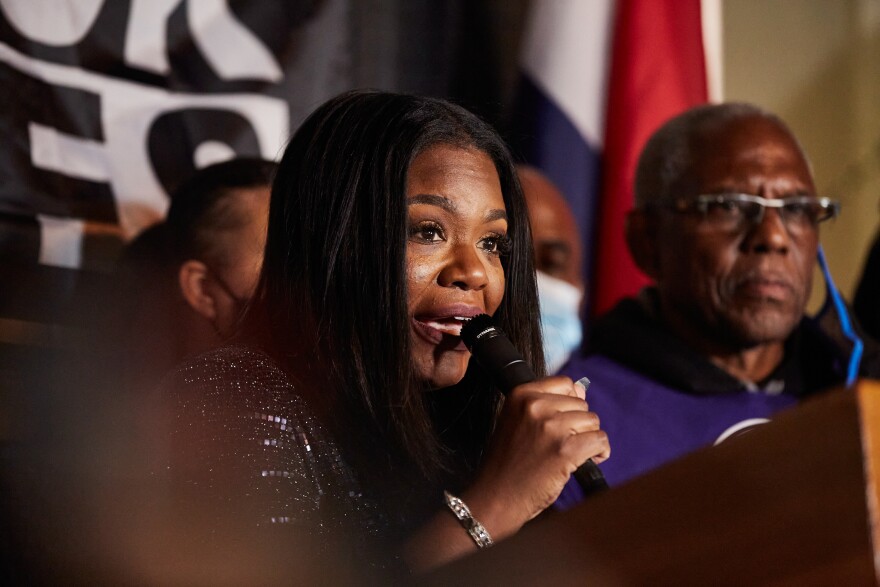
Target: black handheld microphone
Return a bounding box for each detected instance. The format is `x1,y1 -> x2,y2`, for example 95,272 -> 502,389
460,313 -> 608,497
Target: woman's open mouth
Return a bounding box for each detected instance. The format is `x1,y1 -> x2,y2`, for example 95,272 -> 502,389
411,308 -> 480,349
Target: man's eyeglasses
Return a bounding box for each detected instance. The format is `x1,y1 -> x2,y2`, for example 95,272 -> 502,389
653,193 -> 840,233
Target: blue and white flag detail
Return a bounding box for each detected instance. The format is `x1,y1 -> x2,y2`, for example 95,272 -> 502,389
512,0 -> 614,294
513,0 -> 722,319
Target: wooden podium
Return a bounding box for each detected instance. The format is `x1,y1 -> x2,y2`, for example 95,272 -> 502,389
426,380 -> 880,585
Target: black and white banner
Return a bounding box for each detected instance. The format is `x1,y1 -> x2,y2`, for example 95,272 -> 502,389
0,0 -> 500,355
0,0 -> 366,271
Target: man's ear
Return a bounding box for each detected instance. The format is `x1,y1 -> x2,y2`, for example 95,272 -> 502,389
178,260 -> 217,321
625,210 -> 661,280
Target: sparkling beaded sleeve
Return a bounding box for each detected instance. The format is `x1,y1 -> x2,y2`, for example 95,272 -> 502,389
155,345 -> 386,544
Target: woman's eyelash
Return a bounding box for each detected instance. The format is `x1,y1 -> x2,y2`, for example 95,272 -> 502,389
498,234 -> 513,255
409,221 -> 445,241
483,233 -> 513,256
408,222 -> 511,255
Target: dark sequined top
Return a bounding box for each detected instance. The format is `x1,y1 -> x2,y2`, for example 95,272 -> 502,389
155,344 -> 389,561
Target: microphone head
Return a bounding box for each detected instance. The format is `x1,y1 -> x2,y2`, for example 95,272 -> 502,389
461,313 -> 536,391
460,313 -> 498,351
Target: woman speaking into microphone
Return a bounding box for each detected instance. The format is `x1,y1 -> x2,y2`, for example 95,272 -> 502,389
155,90 -> 609,575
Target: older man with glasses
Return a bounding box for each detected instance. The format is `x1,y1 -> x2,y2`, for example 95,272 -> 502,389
555,103 -> 880,507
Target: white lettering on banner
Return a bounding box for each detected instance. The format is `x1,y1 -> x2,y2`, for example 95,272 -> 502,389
29,123 -> 111,183
193,140 -> 238,168
186,0 -> 283,81
36,214 -> 84,269
0,0 -> 104,46
124,0 -> 180,74
0,42 -> 289,243
125,0 -> 283,80
2,0 -> 283,82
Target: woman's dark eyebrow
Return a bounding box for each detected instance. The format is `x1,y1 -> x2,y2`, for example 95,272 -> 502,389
408,193 -> 455,211
484,209 -> 508,223
408,194 -> 508,223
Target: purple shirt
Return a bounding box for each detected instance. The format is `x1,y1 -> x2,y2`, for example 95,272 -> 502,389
555,354 -> 799,509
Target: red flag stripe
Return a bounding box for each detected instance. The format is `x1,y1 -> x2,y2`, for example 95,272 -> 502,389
591,0 -> 709,317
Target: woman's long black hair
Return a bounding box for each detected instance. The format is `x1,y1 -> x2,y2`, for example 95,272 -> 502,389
245,90 -> 544,499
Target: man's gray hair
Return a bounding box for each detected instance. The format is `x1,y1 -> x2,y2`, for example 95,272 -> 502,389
633,102 -> 810,208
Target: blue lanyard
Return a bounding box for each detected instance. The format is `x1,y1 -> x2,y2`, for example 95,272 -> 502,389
817,245 -> 863,387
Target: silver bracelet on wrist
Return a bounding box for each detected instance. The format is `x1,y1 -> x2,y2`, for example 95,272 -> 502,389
443,490 -> 494,549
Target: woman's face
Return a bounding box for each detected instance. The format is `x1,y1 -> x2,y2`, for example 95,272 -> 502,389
406,144 -> 508,389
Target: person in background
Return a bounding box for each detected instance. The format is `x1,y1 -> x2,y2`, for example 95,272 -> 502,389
11,158 -> 279,583
556,102 -> 880,507
167,157 -> 274,340
148,91 -> 609,577
518,165 -> 585,373
112,157 -> 275,389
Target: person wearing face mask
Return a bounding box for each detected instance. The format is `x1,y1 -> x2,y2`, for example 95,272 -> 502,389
518,166 -> 585,373
555,103 -> 880,508
109,157 -> 275,391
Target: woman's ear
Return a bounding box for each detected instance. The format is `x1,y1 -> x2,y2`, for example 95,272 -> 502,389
178,260 -> 217,321
625,210 -> 661,280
